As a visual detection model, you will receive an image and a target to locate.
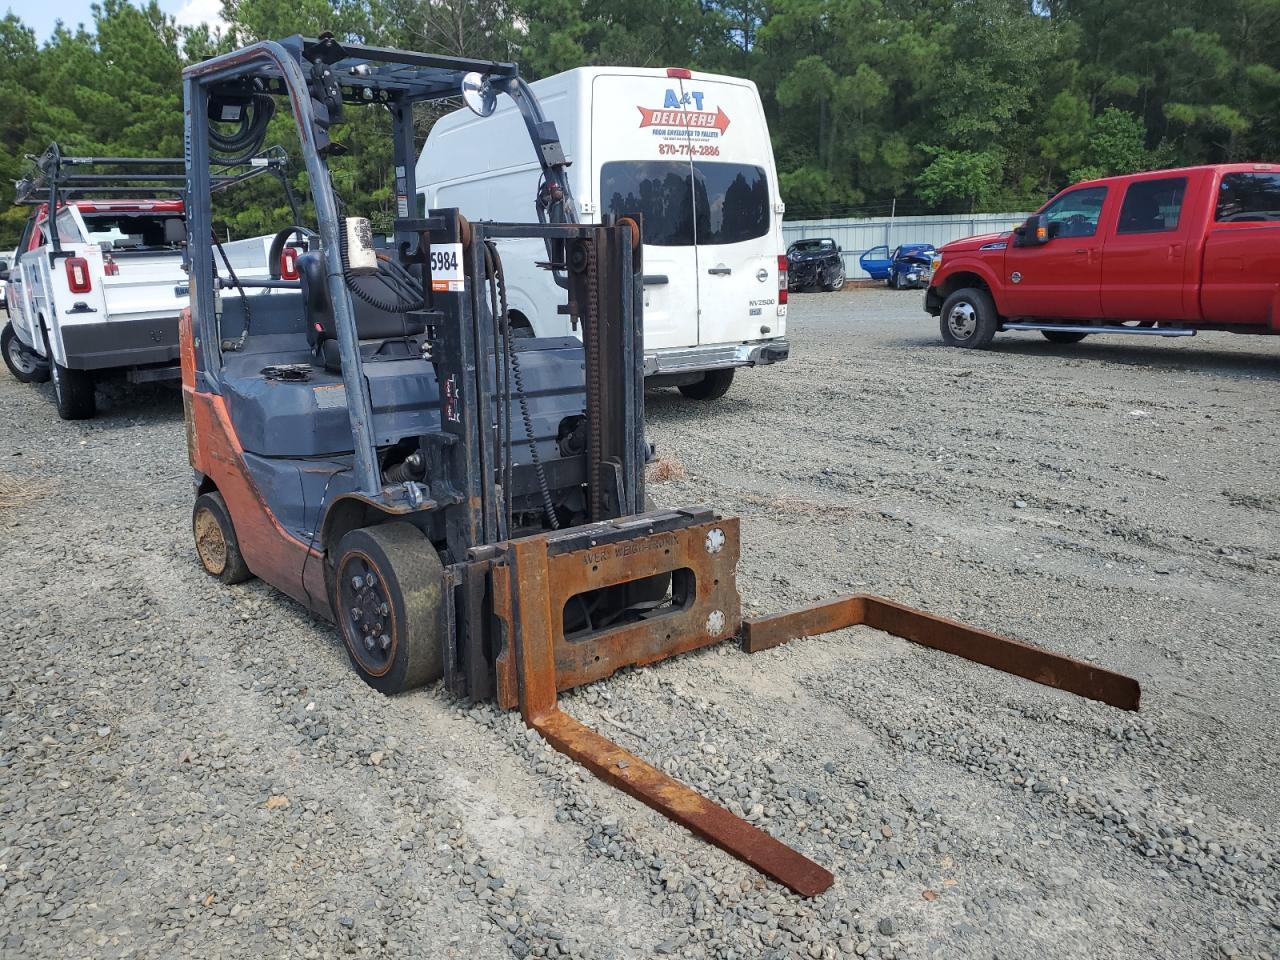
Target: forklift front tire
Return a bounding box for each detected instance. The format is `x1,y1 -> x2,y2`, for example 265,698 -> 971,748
332,523 -> 445,695
678,368 -> 735,401
193,491 -> 253,584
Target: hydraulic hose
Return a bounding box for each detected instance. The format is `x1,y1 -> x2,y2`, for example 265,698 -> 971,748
208,93 -> 275,164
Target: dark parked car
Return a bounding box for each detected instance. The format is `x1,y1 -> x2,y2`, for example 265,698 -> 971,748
786,238 -> 846,291
886,243 -> 937,289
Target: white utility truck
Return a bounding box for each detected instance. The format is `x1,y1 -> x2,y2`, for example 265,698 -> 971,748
418,66 -> 791,400
2,146 -> 294,419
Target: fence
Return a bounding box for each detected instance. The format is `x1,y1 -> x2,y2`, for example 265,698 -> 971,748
782,212 -> 1030,279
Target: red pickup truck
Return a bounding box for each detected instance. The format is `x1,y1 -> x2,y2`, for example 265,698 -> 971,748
925,164 -> 1280,348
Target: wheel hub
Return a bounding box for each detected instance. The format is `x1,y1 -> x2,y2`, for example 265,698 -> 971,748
6,338 -> 38,376
947,301 -> 978,339
341,556 -> 394,672
194,508 -> 228,574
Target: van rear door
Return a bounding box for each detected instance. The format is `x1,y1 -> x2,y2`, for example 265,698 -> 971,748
685,79 -> 779,347
591,72 -> 699,350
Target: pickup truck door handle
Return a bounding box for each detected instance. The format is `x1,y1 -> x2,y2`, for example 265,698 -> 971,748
642,274 -> 669,286
707,266 -> 732,276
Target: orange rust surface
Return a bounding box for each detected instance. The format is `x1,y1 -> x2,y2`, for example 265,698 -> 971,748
491,523 -> 834,897
742,594 -> 1141,711
494,519 -> 741,708
186,386 -> 329,616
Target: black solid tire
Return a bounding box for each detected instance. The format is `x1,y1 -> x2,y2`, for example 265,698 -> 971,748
50,357 -> 95,419
192,491 -> 253,584
939,287 -> 999,349
1042,330 -> 1088,344
332,523 -> 445,695
677,367 -> 735,400
2,322 -> 49,384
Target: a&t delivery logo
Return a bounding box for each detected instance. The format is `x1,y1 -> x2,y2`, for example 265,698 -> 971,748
637,88 -> 731,135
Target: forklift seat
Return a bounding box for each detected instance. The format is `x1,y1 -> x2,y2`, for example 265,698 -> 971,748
297,252 -> 425,372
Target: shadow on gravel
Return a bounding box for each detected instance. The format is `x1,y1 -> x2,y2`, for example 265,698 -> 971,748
988,337 -> 1280,380
643,386 -> 758,424
889,333 -> 1280,380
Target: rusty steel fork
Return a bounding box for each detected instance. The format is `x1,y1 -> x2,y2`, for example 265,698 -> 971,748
489,514 -> 1141,900
492,528 -> 835,897
742,594 -> 1141,711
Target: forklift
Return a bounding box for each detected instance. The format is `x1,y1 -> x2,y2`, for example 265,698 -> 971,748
181,35 -> 1141,897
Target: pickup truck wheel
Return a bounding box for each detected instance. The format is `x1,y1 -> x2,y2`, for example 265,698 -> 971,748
333,523 -> 445,695
1042,330 -> 1088,344
193,491 -> 253,584
50,357 -> 96,419
2,322 -> 50,384
939,288 -> 999,349
677,368 -> 735,400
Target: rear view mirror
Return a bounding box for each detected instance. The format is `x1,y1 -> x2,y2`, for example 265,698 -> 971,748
461,72 -> 496,117
1014,214 -> 1051,247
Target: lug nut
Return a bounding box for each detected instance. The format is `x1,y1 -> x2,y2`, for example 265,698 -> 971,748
350,606 -> 361,622
350,574 -> 364,591
378,634 -> 391,651
379,602 -> 389,616
363,635 -> 375,651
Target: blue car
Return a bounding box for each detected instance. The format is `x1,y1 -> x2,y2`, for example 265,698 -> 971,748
859,243 -> 937,288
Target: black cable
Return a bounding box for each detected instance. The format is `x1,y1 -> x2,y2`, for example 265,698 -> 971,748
491,242 -> 558,530
208,93 -> 275,164
336,213 -> 425,317
212,231 -> 252,351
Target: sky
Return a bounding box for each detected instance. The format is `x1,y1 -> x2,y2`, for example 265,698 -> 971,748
9,0 -> 225,41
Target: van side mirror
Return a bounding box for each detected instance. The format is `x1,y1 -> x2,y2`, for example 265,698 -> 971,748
1014,214 -> 1051,247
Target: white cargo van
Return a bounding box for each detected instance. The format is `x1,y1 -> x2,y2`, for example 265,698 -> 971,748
417,66 -> 790,399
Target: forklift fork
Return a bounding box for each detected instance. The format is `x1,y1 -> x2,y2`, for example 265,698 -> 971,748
490,510 -> 1139,898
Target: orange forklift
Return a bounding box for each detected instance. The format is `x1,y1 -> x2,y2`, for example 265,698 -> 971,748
180,35 -> 1140,897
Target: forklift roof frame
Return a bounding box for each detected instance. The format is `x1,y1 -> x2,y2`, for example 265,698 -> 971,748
182,35 -> 577,496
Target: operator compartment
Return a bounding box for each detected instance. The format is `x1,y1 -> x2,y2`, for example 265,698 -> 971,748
214,270 -> 586,463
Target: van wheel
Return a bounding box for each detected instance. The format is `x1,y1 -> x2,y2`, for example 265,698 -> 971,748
2,322 -> 49,384
678,368 -> 735,400
1042,330 -> 1088,344
333,523 -> 445,695
50,357 -> 96,419
193,491 -> 253,584
939,288 -> 999,349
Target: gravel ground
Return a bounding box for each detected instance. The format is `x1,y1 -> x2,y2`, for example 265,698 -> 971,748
1,290 -> 1277,960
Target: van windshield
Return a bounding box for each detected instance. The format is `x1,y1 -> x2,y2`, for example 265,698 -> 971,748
601,161 -> 770,246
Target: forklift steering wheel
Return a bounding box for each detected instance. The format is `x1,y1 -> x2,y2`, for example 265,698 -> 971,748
268,226 -> 318,280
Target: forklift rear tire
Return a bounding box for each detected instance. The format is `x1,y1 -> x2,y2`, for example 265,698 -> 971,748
193,491 -> 253,585
332,523 -> 445,695
677,368 -> 734,400
50,357 -> 95,419
2,323 -> 50,384
1041,330 -> 1088,344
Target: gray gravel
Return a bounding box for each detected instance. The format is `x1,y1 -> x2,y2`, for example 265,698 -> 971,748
1,290 -> 1278,959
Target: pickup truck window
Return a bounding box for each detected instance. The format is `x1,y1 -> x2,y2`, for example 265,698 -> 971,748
81,212 -> 185,251
1117,177 -> 1187,234
1044,186 -> 1107,238
56,208 -> 85,244
1216,172 -> 1280,222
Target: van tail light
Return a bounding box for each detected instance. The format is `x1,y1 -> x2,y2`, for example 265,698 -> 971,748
280,246 -> 299,281
777,254 -> 788,306
65,257 -> 92,293
103,255 -> 119,277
